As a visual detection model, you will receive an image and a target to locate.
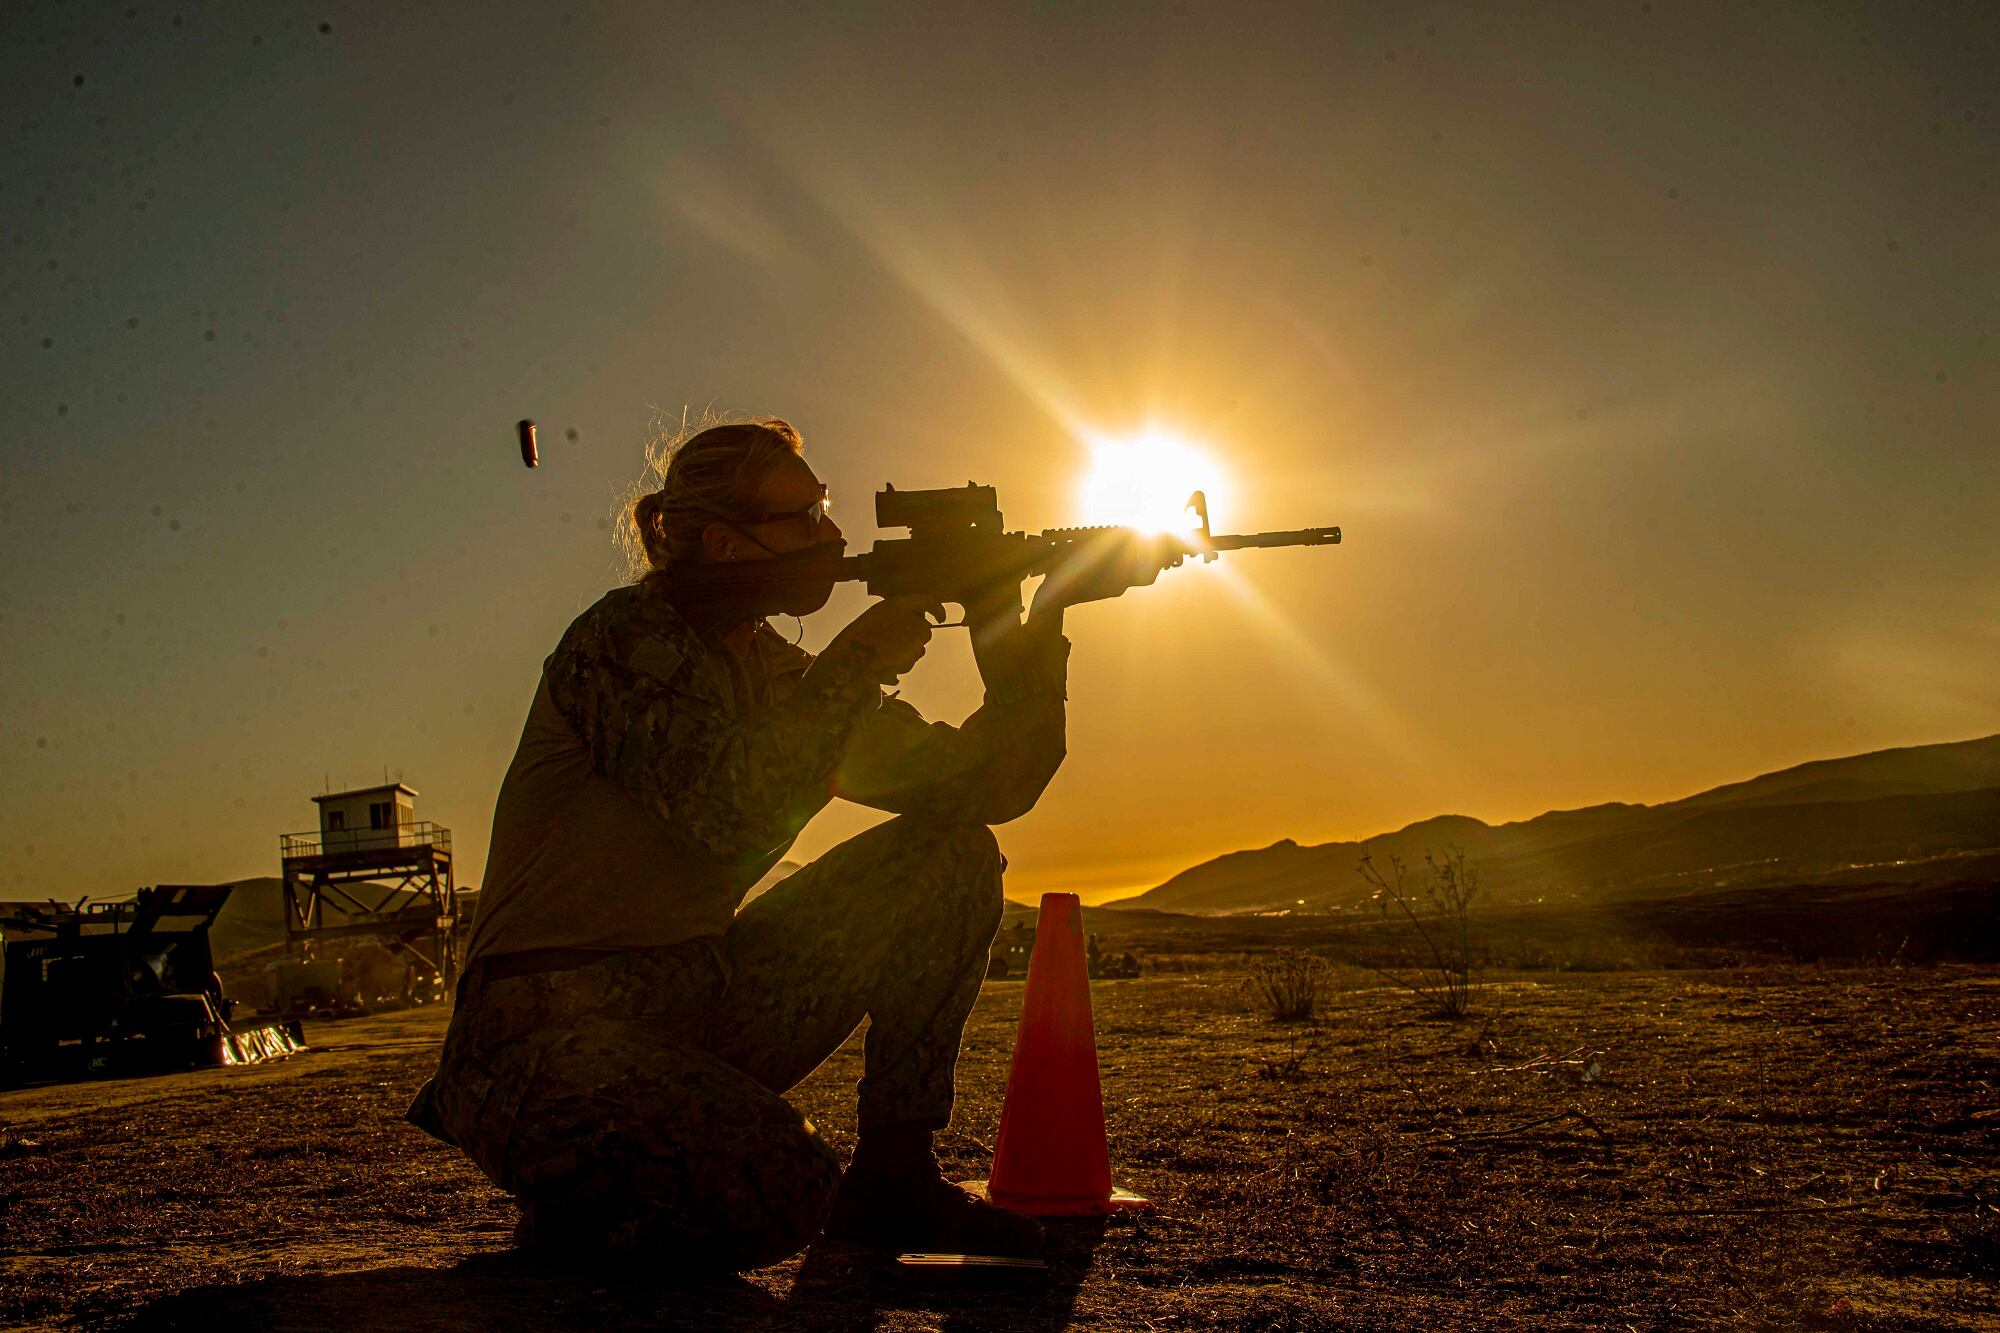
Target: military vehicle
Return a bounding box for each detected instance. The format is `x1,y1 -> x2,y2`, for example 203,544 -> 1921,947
0,884 -> 303,1085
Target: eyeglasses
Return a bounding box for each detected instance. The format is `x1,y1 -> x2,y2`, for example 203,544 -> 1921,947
735,484 -> 830,538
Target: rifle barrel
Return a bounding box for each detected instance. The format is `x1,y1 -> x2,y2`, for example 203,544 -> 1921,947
1202,526 -> 1342,552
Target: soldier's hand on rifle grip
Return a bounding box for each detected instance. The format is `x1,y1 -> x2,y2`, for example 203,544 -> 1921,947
825,595 -> 946,682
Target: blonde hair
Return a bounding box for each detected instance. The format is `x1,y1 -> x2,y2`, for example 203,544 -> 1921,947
618,412 -> 805,579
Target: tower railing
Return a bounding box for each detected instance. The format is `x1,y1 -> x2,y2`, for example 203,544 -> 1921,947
280,822 -> 452,860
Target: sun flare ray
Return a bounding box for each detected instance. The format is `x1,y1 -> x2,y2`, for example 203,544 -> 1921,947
1200,560 -> 1454,780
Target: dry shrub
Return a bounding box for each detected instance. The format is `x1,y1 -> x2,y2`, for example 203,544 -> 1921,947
1245,949 -> 1333,1022
1359,846 -> 1482,1019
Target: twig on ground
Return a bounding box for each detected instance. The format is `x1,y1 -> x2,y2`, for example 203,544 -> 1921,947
1443,1106 -> 1615,1152
1474,1048 -> 1610,1089
1474,1045 -> 1591,1075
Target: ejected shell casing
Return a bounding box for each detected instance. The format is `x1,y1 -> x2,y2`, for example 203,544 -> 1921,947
517,419 -> 538,468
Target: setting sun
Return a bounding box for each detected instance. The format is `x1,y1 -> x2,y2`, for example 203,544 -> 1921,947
1076,427 -> 1230,534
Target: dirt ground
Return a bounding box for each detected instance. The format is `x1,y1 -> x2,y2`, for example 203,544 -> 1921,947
2,963 -> 1997,1331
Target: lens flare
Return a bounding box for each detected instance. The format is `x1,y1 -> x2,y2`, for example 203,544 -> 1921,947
1077,427 -> 1227,534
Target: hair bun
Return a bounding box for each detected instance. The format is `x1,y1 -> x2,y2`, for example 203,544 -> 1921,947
622,417 -> 804,578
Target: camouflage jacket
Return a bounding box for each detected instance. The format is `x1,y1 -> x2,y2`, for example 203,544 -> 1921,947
542,581 -> 1069,889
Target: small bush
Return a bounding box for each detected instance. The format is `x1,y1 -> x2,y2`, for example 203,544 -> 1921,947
1358,846 -> 1483,1020
1245,949 -> 1333,1022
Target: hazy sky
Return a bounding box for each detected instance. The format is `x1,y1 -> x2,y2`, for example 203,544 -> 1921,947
4,1 -> 1996,907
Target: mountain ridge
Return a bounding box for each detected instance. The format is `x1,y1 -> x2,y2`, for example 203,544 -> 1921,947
1106,733 -> 2000,915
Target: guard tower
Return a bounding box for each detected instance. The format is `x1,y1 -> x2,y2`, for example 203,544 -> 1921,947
279,782 -> 459,992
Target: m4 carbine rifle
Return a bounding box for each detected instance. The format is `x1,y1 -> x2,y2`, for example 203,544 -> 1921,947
666,482 -> 1341,622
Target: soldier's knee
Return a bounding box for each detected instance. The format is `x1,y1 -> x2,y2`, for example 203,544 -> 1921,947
870,817 -> 1004,929
940,821 -> 1001,875
877,817 -> 999,877
934,822 -> 1003,916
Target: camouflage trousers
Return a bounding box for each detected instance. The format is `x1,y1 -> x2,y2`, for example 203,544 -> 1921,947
408,816 -> 1004,1269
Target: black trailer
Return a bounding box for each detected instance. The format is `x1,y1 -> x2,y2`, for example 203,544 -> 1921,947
0,885 -> 303,1084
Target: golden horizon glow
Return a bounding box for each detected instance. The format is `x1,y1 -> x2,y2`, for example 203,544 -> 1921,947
8,10 -> 1996,914
1077,426 -> 1230,535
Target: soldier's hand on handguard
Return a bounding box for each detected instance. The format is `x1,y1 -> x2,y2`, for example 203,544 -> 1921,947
826,594 -> 946,682
1033,530 -> 1187,613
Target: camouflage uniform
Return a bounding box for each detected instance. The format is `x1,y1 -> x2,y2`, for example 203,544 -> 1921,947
410,580 -> 1067,1269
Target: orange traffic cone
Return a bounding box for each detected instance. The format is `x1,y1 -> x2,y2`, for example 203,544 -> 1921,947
965,892 -> 1148,1216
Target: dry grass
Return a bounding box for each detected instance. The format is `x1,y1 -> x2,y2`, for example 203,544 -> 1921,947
1,958 -> 1997,1331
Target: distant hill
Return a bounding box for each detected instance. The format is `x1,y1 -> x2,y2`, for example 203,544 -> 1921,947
1107,734 -> 2000,915
208,876 -> 290,959
205,875 -> 442,960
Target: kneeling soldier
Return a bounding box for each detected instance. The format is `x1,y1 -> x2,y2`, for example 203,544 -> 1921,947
409,417 -> 1155,1268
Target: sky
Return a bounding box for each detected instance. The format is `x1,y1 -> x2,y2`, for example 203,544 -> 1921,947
3,1 -> 1996,908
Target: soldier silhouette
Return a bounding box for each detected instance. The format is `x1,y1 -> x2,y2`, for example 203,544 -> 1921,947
409,417 -> 1166,1267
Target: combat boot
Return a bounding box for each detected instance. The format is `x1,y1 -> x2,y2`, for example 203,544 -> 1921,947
823,1123 -> 1044,1257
